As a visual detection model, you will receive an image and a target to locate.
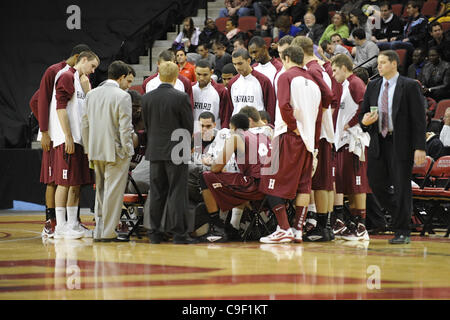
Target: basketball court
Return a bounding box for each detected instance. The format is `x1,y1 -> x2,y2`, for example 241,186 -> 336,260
1,211 -> 449,300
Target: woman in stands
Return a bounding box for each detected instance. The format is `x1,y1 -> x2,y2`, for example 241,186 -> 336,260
347,7 -> 372,44
173,17 -> 202,53
319,11 -> 350,45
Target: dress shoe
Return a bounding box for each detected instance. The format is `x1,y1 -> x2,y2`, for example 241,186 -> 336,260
173,235 -> 200,244
388,234 -> 411,244
149,233 -> 163,244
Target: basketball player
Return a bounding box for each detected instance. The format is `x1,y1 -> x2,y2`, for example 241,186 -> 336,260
292,36 -> 336,242
199,113 -> 267,242
30,44 -> 91,238
331,54 -> 370,241
141,50 -> 193,108
192,59 -> 232,130
51,51 -> 99,239
259,46 -> 322,243
248,36 -> 283,85
226,49 -> 276,127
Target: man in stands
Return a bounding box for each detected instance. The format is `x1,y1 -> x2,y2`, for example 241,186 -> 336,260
371,2 -> 403,49
30,43 -> 91,238
352,28 -> 380,76
331,53 -> 370,241
176,48 -> 196,83
141,50 -> 193,107
51,51 -> 99,239
259,45 -> 322,244
419,47 -> 450,102
428,21 -> 450,63
192,60 -> 232,130
213,40 -> 233,83
248,36 -> 283,85
227,48 -> 276,127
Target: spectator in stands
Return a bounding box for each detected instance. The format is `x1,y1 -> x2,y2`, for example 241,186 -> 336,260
407,48 -> 426,80
348,7 -> 372,43
233,38 -> 246,52
354,67 -> 370,85
221,63 -> 238,87
262,0 -> 291,39
199,18 -> 227,50
173,17 -> 202,53
419,47 -> 450,102
248,36 -> 283,85
425,131 -> 445,160
331,33 -> 353,54
307,0 -> 329,26
319,12 -> 350,45
225,15 -> 248,47
352,28 -> 379,75
371,2 -> 403,48
299,12 -> 325,45
286,0 -> 308,26
440,107 -> 450,146
193,43 -> 216,70
428,21 -> 450,62
275,15 -> 304,39
377,1 -> 428,59
340,0 -> 364,16
176,48 -> 197,83
318,39 -> 353,62
213,40 -> 233,82
219,0 -> 253,18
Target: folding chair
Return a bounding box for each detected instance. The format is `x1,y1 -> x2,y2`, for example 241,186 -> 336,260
241,196 -> 277,241
412,156 -> 450,235
120,172 -> 147,239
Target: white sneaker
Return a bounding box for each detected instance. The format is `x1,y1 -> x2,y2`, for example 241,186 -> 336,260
73,222 -> 93,238
54,224 -> 67,239
259,226 -> 294,244
342,223 -> 370,241
290,228 -> 303,243
62,223 -> 84,240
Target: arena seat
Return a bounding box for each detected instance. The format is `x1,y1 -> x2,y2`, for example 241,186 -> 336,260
395,49 -> 407,75
215,17 -> 228,34
392,4 -> 403,16
120,173 -> 147,239
412,156 -> 450,235
442,21 -> 450,33
432,99 -> 450,121
412,156 -> 434,189
421,0 -> 439,17
238,16 -> 257,32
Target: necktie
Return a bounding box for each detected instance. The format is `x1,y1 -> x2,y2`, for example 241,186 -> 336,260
381,81 -> 389,137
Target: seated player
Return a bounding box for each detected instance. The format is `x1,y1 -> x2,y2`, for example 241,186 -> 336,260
198,113 -> 267,242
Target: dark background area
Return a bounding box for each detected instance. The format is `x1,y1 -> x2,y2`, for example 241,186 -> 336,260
0,0 -> 205,208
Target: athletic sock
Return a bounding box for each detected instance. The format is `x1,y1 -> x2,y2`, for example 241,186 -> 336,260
55,207 -> 66,227
46,208 -> 56,221
230,208 -> 243,230
333,205 -> 344,222
293,206 -> 307,231
272,204 -> 290,230
316,213 -> 328,229
351,209 -> 366,226
67,206 -> 79,226
308,203 -> 317,213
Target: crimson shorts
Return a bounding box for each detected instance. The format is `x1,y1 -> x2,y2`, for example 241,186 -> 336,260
202,172 -> 264,211
40,143 -> 55,184
53,143 -> 94,186
335,146 -> 371,195
312,138 -> 334,191
259,132 -> 313,200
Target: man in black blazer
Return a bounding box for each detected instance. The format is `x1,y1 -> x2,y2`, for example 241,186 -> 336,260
359,50 -> 426,244
142,61 -> 196,244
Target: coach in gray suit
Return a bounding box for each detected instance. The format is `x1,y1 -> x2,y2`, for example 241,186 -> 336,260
82,61 -> 135,242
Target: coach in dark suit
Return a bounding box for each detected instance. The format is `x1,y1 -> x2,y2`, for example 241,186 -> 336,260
360,50 -> 426,244
142,61 -> 196,244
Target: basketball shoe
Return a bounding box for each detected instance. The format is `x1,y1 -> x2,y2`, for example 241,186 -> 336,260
290,228 -> 302,243
342,222 -> 370,241
42,219 -> 56,238
332,219 -> 347,240
259,226 -> 294,244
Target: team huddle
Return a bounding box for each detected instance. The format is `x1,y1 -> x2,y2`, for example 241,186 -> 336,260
31,34 -> 383,244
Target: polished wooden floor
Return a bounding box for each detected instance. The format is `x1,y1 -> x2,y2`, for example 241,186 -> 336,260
0,212 -> 449,300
